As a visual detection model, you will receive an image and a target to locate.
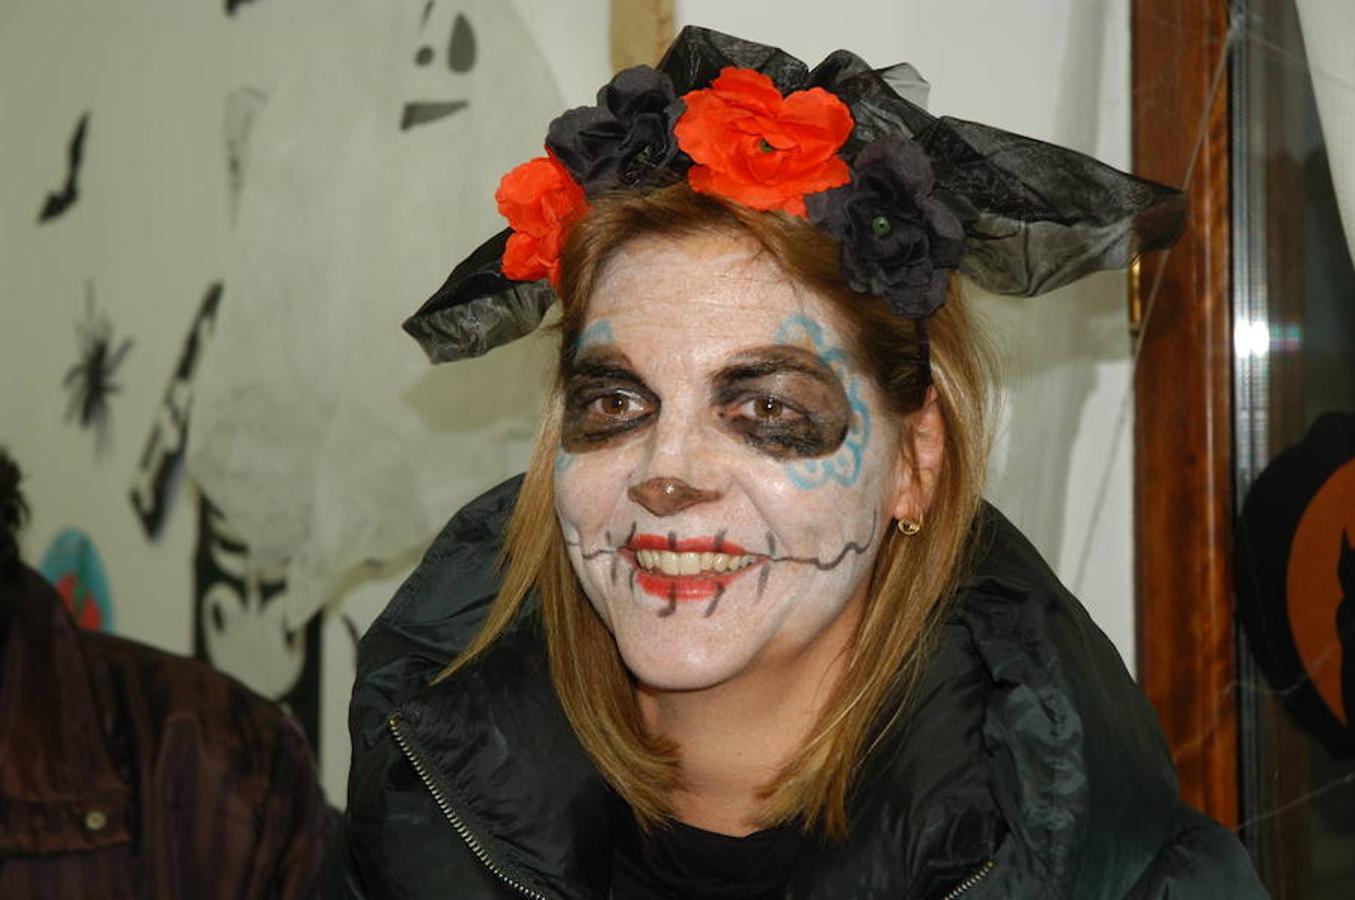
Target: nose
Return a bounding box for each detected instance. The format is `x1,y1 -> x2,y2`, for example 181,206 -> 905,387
628,387 -> 725,516
627,477 -> 722,517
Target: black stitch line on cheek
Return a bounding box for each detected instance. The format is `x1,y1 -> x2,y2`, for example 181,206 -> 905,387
715,529 -> 726,553
704,583 -> 725,618
667,531 -> 677,550
766,531 -> 776,556
658,595 -> 677,618
606,530 -> 617,583
757,564 -> 770,601
625,522 -> 638,544
767,514 -> 878,571
628,567 -> 636,594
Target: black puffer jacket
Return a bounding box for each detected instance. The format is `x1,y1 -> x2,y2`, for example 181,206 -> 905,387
331,476 -> 1266,899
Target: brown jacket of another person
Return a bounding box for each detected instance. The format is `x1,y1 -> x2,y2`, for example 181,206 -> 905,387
0,564 -> 327,898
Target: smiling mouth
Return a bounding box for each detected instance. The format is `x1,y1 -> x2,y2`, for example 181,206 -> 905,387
633,548 -> 760,576
624,534 -> 766,602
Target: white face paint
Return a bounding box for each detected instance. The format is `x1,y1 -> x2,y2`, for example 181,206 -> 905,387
553,234 -> 907,691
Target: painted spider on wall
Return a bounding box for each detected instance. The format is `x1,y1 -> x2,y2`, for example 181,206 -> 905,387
63,281 -> 133,453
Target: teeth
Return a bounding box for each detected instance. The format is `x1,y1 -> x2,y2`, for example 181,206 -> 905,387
633,549 -> 756,575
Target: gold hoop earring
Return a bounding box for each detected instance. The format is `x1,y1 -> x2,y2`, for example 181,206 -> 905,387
896,518 -> 922,536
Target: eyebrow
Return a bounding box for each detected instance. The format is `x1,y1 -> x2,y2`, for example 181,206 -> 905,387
714,346 -> 841,389
566,348 -> 642,382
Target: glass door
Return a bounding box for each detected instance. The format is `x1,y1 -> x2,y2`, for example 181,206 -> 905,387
1233,0 -> 1355,895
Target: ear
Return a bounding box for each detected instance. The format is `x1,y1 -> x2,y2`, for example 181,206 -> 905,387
891,388 -> 946,524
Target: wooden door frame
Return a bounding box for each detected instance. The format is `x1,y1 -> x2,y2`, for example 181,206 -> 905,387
1131,0 -> 1238,827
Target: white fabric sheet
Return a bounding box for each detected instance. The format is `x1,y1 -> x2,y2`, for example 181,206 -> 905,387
187,0 -> 560,629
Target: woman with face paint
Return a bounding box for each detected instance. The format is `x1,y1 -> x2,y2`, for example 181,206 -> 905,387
334,28 -> 1266,900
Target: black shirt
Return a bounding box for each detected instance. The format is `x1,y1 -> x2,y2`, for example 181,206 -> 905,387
611,816 -> 803,900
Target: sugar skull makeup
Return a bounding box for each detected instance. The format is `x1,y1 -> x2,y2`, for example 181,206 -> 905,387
553,234 -> 910,691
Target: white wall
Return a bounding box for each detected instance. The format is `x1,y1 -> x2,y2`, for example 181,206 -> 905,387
1,0 -> 1137,806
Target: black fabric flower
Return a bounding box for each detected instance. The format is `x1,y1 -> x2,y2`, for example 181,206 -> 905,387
806,135 -> 971,319
546,66 -> 689,197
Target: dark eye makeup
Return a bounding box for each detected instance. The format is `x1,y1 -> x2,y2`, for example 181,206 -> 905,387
559,345 -> 853,459
561,381 -> 656,451
715,387 -> 849,458
712,347 -> 852,459
560,350 -> 657,451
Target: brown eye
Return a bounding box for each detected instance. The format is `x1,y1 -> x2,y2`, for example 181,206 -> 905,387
592,392 -> 641,417
561,379 -> 656,452
743,396 -> 797,420
756,397 -> 784,418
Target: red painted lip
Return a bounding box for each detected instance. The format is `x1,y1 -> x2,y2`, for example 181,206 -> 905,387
632,566 -> 762,602
627,533 -> 751,555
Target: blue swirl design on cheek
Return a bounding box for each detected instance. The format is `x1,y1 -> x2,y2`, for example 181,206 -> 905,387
557,320 -> 616,473
773,315 -> 871,489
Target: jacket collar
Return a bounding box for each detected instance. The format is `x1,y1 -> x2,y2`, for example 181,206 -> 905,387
371,487 -> 1184,899
395,602 -> 1002,900
0,567 -> 132,856
393,616 -> 616,900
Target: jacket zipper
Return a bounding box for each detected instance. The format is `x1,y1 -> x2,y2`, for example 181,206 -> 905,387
391,709 -> 992,900
387,712 -> 549,900
939,858 -> 995,899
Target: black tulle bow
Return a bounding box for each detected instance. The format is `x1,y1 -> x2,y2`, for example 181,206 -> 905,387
405,25 -> 1185,364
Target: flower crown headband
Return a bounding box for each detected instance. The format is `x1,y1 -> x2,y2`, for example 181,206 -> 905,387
405,27 -> 1185,382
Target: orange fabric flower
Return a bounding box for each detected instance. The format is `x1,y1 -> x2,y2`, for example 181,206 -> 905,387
674,67 -> 853,217
496,153 -> 589,286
